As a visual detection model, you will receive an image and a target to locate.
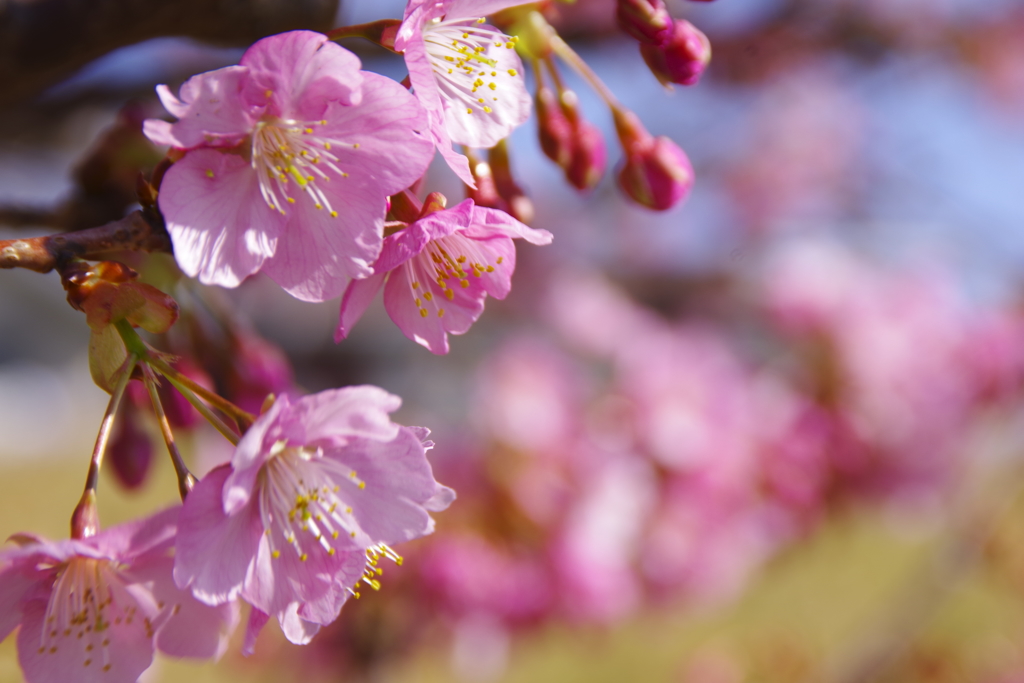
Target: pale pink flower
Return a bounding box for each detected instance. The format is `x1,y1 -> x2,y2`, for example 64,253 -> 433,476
0,508 -> 238,683
145,31 -> 434,301
335,199 -> 552,354
396,0 -> 532,185
173,386 -> 454,647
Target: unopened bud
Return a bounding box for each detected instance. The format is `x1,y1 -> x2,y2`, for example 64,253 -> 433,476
536,86 -> 574,168
640,19 -> 711,86
158,359 -> 210,429
421,191 -> 448,217
489,141 -> 535,224
226,333 -> 294,415
109,399 -> 154,490
616,0 -> 673,45
618,135 -> 694,211
466,160 -> 503,208
71,490 -> 100,539
567,120 -> 607,192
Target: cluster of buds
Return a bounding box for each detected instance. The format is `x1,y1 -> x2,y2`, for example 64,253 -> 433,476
616,0 -> 712,86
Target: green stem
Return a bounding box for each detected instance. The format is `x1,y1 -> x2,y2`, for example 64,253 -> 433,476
142,368 -> 196,500
148,355 -> 255,430
161,371 -> 241,446
547,27 -> 622,111
72,353 -> 138,538
326,19 -> 401,51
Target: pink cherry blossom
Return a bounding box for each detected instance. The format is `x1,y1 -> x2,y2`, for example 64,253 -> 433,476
173,386 -> 454,647
145,31 -> 434,301
0,508 -> 238,683
396,1 -> 533,185
335,199 -> 552,354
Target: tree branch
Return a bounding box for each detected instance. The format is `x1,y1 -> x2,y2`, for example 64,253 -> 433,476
0,209 -> 171,273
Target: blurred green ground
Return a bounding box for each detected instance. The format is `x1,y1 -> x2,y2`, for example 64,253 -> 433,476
2,453 -> 1023,683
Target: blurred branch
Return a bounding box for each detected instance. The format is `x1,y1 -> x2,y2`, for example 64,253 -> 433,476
0,209 -> 171,273
0,0 -> 340,105
0,205 -> 60,229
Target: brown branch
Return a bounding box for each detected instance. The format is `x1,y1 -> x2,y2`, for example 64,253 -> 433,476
0,209 -> 171,273
0,0 -> 339,105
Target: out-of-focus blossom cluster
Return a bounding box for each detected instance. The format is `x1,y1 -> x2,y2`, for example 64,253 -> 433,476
292,240 -> 1024,679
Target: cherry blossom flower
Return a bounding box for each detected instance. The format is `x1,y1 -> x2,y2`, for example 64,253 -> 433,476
173,386 -> 454,647
335,198 -> 552,354
396,1 -> 532,185
145,31 -> 434,302
0,508 -> 238,683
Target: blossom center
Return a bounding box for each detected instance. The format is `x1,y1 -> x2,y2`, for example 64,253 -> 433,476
404,232 -> 502,319
250,117 -> 355,218
40,557 -> 148,672
257,443 -> 365,562
423,16 -> 520,117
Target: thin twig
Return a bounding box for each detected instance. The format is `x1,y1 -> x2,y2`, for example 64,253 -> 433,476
149,355 -> 255,431
0,209 -> 171,273
160,372 -> 242,446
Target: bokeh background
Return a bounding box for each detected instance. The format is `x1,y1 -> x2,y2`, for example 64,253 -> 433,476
3,0 -> 1024,681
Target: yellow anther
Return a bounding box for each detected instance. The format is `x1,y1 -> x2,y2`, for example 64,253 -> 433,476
489,82 -> 497,90
358,481 -> 366,490
508,69 -> 518,76
330,210 -> 338,217
496,256 -> 504,264
412,281 -> 420,289
467,108 -> 473,114
265,89 -> 273,98
461,280 -> 470,288
272,550 -> 281,559
205,169 -> 214,178
484,106 -> 492,113
287,197 -> 296,203
445,289 -> 454,300
424,292 -> 433,301
324,142 -> 331,150
438,309 -> 445,317
300,554 -> 308,562
332,531 -> 339,539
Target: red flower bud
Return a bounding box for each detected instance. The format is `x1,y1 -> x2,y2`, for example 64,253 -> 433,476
618,135 -> 694,210
616,0 -> 673,45
567,120 -> 607,192
639,20 -> 711,86
536,85 -> 574,168
226,333 -> 294,415
109,398 -> 154,490
614,110 -> 693,210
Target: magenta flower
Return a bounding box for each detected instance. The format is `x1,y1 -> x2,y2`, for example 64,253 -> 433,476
173,386 -> 454,647
396,1 -> 532,185
0,508 -> 238,683
145,31 -> 434,301
335,198 -> 552,354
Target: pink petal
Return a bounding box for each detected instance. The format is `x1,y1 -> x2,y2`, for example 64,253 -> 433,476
224,396 -> 289,513
17,589 -> 155,683
128,555 -> 240,660
277,386 -> 402,448
145,67 -> 258,150
335,271 -> 387,343
447,0 -> 531,17
0,564 -> 36,641
240,533 -> 358,626
159,149 -> 284,288
174,465 -> 263,605
240,31 -> 364,117
383,255 -> 486,354
278,603 -> 321,646
469,205 -> 553,245
86,506 -> 179,561
327,427 -> 454,544
241,608 -> 270,656
441,28 -> 531,149
260,190 -> 383,301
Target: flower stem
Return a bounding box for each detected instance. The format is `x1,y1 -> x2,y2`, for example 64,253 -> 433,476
546,23 -> 622,111
160,371 -> 242,446
72,353 -> 138,538
326,19 -> 401,51
142,367 -> 196,501
148,355 -> 255,431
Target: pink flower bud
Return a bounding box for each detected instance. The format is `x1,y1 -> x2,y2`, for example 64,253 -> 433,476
616,0 -> 673,45
109,399 -> 154,490
490,141 -> 535,224
567,120 -> 608,192
639,19 -> 711,86
226,333 -> 294,415
615,111 -> 694,210
536,86 -> 574,168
